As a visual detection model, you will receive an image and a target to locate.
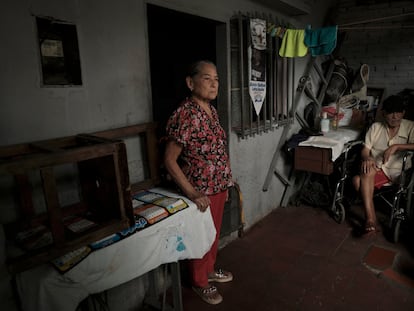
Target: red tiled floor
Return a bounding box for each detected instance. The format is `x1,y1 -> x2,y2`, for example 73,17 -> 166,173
363,245 -> 397,270
178,204 -> 414,311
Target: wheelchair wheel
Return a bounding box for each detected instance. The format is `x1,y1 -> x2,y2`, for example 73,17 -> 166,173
392,219 -> 402,243
332,201 -> 346,224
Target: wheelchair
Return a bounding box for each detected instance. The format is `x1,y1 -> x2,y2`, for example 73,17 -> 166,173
330,140 -> 364,224
332,146 -> 414,243
374,151 -> 414,242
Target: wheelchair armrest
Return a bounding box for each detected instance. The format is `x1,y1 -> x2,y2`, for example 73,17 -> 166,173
344,140 -> 364,151
401,150 -> 414,171
342,140 -> 364,160
399,151 -> 414,187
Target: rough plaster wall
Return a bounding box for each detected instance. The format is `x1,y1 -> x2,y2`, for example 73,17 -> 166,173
0,0 -> 151,146
333,0 -> 414,98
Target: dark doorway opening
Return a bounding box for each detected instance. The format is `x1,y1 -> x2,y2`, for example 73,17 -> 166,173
146,4 -> 220,137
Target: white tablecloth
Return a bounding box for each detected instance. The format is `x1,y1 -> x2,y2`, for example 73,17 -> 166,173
15,188 -> 216,311
299,127 -> 361,161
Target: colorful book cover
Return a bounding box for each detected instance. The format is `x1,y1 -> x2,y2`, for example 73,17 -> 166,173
153,196 -> 188,214
89,233 -> 121,250
51,246 -> 92,273
134,217 -> 148,231
133,190 -> 188,214
133,204 -> 169,225
133,190 -> 165,204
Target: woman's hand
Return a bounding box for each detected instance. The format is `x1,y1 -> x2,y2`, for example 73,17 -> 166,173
189,191 -> 211,212
164,140 -> 210,212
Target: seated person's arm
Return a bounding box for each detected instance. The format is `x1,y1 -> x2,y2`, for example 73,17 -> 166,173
383,143 -> 414,163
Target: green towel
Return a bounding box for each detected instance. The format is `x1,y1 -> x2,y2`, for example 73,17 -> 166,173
279,29 -> 308,58
304,26 -> 338,56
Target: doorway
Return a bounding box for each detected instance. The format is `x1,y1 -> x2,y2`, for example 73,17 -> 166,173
146,4 -> 226,137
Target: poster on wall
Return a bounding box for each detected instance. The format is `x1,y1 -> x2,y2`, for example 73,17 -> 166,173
248,18 -> 267,116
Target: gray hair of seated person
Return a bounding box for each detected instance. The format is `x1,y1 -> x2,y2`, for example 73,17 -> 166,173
187,60 -> 216,78
382,95 -> 405,114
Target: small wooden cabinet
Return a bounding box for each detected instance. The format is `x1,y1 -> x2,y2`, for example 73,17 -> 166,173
0,134 -> 135,273
294,146 -> 334,175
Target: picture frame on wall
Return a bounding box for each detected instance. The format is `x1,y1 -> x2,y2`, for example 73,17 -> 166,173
36,16 -> 82,86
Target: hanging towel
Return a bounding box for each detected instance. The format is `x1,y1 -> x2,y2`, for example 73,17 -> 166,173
304,25 -> 338,56
279,29 -> 308,58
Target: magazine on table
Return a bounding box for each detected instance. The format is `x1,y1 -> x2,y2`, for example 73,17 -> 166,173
133,190 -> 188,214
133,203 -> 169,225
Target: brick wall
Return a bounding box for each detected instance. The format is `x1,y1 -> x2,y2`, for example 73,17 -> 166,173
333,0 -> 414,99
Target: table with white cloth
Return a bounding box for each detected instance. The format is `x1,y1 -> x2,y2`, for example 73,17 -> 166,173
14,187 -> 216,311
295,127 -> 362,175
292,127 -> 363,207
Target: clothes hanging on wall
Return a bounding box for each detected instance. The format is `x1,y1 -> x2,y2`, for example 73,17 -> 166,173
304,25 -> 338,56
267,23 -> 286,38
270,24 -> 338,58
278,29 -> 308,58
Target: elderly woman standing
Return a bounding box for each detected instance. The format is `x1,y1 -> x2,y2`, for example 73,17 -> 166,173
164,60 -> 233,305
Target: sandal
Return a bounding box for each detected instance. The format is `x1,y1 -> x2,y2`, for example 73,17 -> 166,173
364,221 -> 380,234
208,268 -> 233,283
192,285 -> 223,305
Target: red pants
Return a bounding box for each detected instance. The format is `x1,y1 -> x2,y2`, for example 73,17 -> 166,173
188,190 -> 227,287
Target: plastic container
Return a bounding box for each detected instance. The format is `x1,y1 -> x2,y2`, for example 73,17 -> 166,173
321,111 -> 330,133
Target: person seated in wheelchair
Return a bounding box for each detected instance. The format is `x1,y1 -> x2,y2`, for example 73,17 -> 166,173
353,95 -> 414,235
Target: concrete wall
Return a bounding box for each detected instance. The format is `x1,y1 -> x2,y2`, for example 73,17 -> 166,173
333,0 -> 414,99
0,0 -> 335,310
0,0 -> 151,145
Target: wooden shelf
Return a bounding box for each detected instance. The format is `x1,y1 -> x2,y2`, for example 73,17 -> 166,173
92,122 -> 161,191
1,135 -> 134,274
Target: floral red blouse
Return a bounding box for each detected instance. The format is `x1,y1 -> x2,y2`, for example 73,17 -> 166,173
166,98 -> 233,195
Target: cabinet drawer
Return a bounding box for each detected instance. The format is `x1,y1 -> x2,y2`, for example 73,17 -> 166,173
294,146 -> 333,175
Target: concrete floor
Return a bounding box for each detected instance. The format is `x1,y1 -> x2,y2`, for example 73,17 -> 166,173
179,203 -> 414,310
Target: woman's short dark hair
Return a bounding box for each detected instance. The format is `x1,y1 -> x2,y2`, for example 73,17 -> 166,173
382,95 -> 405,113
187,60 -> 216,77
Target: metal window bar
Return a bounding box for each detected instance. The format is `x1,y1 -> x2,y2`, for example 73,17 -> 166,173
246,17 -> 254,135
238,15 -> 246,139
230,13 -> 294,139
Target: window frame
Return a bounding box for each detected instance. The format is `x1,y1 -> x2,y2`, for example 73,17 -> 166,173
230,14 -> 294,139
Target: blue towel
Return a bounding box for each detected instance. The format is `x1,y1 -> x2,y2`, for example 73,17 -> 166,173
304,26 -> 338,56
